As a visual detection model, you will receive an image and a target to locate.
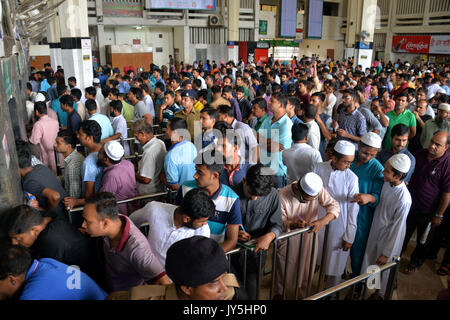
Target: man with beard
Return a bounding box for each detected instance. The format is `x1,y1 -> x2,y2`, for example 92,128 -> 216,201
129,188 -> 212,267
421,103 -> 450,149
101,100 -> 129,156
377,124 -> 416,184
347,133 -> 384,298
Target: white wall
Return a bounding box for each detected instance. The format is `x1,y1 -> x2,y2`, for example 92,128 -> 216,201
174,27 -> 185,63
322,16 -> 345,41
299,39 -> 344,61
257,10 -> 277,40
189,44 -> 229,64
29,45 -> 50,56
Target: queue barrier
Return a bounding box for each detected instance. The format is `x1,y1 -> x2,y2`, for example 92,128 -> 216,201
304,256 -> 401,300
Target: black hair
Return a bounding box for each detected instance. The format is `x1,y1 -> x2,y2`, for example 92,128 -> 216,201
222,86 -> 233,94
5,205 -> 43,236
130,87 -> 143,100
391,123 -> 410,138
85,192 -> 119,220
85,99 -> 97,112
201,107 -> 218,122
302,103 -> 317,119
15,140 -> 32,169
57,129 -> 78,148
395,92 -> 409,101
179,188 -> 215,220
236,86 -> 246,94
245,164 -> 275,197
167,117 -> 188,131
60,94 -> 74,107
272,93 -> 288,108
57,85 -> 67,96
198,89 -> 208,100
272,83 -> 281,92
391,166 -> 408,181
80,120 -> 102,143
211,85 -> 222,94
311,92 -> 325,102
292,122 -> 309,141
252,97 -> 268,112
34,101 -> 47,115
287,83 -> 297,95
85,86 -> 97,97
217,105 -> 234,118
193,79 -> 202,88
0,242 -> 33,280
26,82 -> 32,91
213,121 -> 239,146
71,88 -> 82,100
194,149 -> 225,175
164,90 -> 175,98
110,100 -> 123,113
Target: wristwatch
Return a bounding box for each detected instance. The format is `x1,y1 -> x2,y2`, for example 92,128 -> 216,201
435,214 -> 444,219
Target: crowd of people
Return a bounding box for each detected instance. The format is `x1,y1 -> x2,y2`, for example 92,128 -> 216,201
0,55 -> 449,301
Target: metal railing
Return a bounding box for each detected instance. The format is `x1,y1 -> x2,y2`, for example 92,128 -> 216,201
304,256 -> 401,301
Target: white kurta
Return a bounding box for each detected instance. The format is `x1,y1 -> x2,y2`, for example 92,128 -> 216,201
361,181 -> 412,295
282,143 -> 323,185
314,161 -> 360,276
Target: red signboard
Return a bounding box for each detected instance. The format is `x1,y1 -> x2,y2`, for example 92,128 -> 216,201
392,35 -> 431,54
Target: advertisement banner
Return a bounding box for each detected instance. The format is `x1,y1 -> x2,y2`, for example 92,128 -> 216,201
145,0 -> 215,10
392,35 -> 430,54
429,35 -> 450,55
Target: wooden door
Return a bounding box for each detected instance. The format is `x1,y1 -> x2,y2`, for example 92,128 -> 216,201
326,49 -> 334,60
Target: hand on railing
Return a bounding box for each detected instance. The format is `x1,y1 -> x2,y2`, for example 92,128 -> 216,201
63,197 -> 77,211
375,254 -> 388,266
254,232 -> 276,253
238,230 -> 251,242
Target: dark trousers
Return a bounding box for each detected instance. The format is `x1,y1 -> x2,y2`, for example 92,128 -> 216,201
402,209 -> 436,268
230,250 -> 267,300
428,209 -> 450,261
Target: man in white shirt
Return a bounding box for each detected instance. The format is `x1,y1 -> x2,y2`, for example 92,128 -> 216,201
93,78 -> 105,107
300,104 -> 321,150
193,68 -> 207,90
132,119 -> 167,195
283,122 -> 322,185
128,188 -> 212,267
101,100 -> 130,156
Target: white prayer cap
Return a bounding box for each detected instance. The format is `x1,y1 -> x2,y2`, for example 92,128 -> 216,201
299,173 -> 323,197
334,140 -> 355,156
405,63 -> 410,67
438,103 -> 450,112
388,154 -> 411,174
104,141 -> 124,161
34,93 -> 46,102
93,78 -> 100,84
326,74 -> 333,80
361,132 -> 382,149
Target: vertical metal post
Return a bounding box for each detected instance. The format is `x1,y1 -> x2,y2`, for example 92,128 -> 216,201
361,280 -> 368,300
243,249 -> 248,289
282,238 -> 291,299
306,232 -> 317,297
294,233 -> 304,300
317,224 -> 329,292
256,251 -> 263,300
384,257 -> 400,300
269,241 -> 277,299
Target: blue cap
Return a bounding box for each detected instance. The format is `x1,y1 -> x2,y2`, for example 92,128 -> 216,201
181,89 -> 197,99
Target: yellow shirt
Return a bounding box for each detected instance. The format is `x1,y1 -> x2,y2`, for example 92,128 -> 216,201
193,101 -> 204,112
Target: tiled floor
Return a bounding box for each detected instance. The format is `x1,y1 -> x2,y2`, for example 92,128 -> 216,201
251,235 -> 448,300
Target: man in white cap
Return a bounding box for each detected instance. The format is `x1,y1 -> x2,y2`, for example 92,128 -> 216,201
420,103 -> 450,149
274,172 -> 340,299
361,153 -> 412,300
346,132 -> 385,297
313,140 -> 360,290
98,140 -> 137,215
93,78 -> 105,107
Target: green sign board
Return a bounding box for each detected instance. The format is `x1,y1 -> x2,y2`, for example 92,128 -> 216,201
267,39 -> 299,47
259,20 -> 268,35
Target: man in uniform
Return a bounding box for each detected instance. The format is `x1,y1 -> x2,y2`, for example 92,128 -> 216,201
106,236 -> 239,300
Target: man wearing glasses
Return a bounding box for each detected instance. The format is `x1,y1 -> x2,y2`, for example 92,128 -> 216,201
274,172 -> 340,299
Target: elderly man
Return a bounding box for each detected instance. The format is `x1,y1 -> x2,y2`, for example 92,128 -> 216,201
403,131 -> 450,274
98,141 -> 137,216
420,103 -> 450,149
274,172 -> 340,299
314,140 -> 360,290
348,132 -> 385,296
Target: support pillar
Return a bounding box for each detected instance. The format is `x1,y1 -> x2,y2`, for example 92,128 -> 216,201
227,0 -> 240,62
354,0 -> 377,70
47,0 -> 63,70
58,0 -> 93,89
97,24 -> 106,66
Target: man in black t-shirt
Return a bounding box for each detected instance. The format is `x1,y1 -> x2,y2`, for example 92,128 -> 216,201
16,140 -> 68,221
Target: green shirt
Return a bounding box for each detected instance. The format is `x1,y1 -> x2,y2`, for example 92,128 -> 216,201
255,113 -> 270,133
121,100 -> 135,122
420,119 -> 450,149
383,109 -> 417,150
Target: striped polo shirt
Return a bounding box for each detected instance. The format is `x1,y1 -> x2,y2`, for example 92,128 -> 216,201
176,180 -> 242,243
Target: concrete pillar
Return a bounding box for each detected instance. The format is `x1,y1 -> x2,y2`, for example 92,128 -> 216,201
354,0 -> 377,71
383,0 -> 397,63
58,0 -> 93,89
97,25 -> 106,66
227,0 -> 240,62
47,0 -> 63,70
253,0 -> 260,41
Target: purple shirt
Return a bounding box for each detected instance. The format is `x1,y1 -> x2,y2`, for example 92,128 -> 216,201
408,149 -> 450,213
229,97 -> 243,122
100,159 -> 137,215
103,215 -> 166,293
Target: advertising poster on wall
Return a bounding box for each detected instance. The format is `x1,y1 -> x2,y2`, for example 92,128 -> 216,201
392,35 -> 430,54
429,35 -> 450,55
145,0 -> 216,10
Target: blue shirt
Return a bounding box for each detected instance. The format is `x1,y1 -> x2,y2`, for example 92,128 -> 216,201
81,152 -> 103,196
290,114 -> 305,126
219,163 -> 252,187
20,259 -> 106,300
376,147 -> 416,183
259,114 -> 293,176
177,181 -> 242,243
164,140 -> 197,186
162,103 -> 183,128
48,85 -> 58,101
67,109 -> 82,132
155,77 -> 166,92
40,79 -> 51,92
99,74 -> 109,87
118,81 -> 130,94
51,98 -> 78,127
89,113 -> 114,141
